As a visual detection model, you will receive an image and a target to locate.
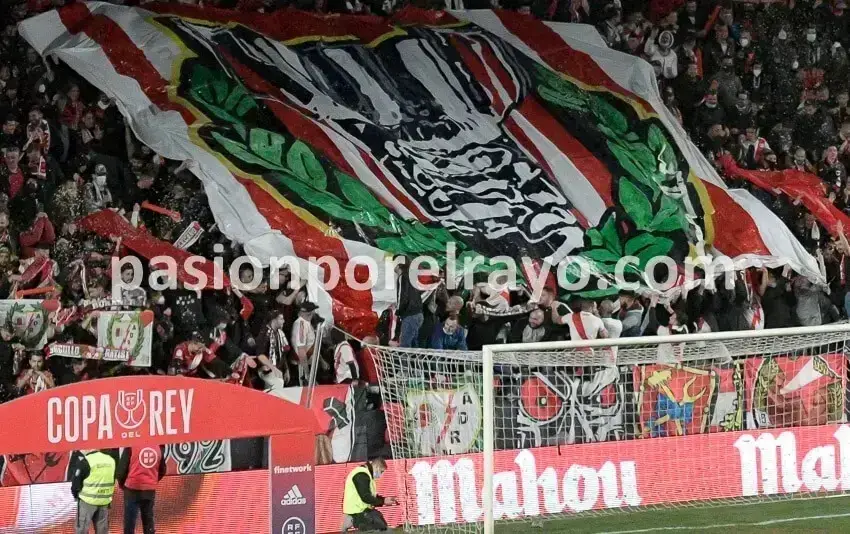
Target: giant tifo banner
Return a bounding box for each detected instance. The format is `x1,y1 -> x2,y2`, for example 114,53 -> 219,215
3,424 -> 850,532
19,4 -> 821,335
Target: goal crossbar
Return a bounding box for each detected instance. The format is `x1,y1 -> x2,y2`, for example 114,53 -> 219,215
480,323 -> 850,534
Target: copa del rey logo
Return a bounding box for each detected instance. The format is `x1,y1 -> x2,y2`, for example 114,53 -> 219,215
47,388 -> 195,444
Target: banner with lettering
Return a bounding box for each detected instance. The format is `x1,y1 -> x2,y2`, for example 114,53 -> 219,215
20,2 -> 824,338
95,310 -> 154,367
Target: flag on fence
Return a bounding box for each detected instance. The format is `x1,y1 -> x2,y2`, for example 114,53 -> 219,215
19,2 -> 823,335
745,354 -> 845,429
510,367 -> 625,447
95,310 -> 154,367
635,364 -> 716,437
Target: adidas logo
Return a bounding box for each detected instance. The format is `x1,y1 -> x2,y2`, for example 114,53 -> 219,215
280,485 -> 307,506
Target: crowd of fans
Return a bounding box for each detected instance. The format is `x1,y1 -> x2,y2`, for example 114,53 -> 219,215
0,0 -> 848,416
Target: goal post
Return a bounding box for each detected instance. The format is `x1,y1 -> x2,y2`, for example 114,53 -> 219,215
371,323 -> 850,533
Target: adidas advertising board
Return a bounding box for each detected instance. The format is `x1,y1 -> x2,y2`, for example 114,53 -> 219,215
270,434 -> 316,534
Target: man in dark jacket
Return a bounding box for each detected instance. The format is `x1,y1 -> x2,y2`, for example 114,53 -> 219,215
394,257 -> 423,348
116,445 -> 167,534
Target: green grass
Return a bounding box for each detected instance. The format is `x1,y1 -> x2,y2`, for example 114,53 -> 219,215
494,495 -> 850,533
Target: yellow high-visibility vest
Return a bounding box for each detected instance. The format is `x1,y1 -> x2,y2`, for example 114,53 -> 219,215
343,465 -> 376,515
79,452 -> 115,507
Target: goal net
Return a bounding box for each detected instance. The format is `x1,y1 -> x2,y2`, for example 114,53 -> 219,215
369,324 -> 850,533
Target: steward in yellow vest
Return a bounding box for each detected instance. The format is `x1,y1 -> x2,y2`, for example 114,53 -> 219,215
71,449 -> 117,534
342,457 -> 396,532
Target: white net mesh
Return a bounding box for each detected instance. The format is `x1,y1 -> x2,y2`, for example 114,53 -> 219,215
369,325 -> 850,533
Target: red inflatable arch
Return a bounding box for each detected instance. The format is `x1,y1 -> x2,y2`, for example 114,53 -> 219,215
0,376 -> 320,533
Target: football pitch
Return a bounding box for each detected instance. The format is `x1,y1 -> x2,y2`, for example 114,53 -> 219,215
495,495 -> 850,533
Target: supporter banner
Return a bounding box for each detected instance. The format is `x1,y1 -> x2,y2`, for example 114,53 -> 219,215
635,355 -> 840,438
405,381 -> 482,455
744,354 -> 845,429
20,3 -> 822,337
280,384 -> 370,464
4,424 -> 850,532
46,342 -> 130,362
504,367 -> 625,448
95,310 -> 154,367
0,299 -> 50,348
173,221 -> 204,250
165,440 -> 232,474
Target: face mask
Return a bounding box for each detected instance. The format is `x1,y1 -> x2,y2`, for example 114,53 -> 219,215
374,471 -> 383,479
795,157 -> 806,165
94,175 -> 107,187
807,33 -> 816,42
779,31 -> 787,40
705,101 -> 717,108
753,68 -> 762,76
792,60 -> 799,70
740,38 -> 750,47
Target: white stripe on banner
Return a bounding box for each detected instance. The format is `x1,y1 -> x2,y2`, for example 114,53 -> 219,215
17,5 -> 337,321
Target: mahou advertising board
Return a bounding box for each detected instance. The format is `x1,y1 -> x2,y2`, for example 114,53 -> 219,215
3,424 -> 850,532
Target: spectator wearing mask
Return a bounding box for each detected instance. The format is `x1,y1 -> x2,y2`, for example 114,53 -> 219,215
645,29 -> 678,82
728,91 -> 756,135
83,163 -> 113,214
742,62 -> 770,104
693,93 -> 726,142
674,61 -> 704,114
799,25 -> 827,71
430,312 -> 467,350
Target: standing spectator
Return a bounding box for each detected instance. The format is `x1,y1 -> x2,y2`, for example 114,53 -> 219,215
0,144 -> 24,202
83,163 -> 114,214
394,257 -> 423,348
330,330 -> 359,384
292,301 -> 318,385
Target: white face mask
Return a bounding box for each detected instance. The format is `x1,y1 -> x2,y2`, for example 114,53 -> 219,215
779,30 -> 787,40
94,175 -> 106,187
792,60 -> 799,70
753,68 -> 762,76
807,33 -> 817,42
740,38 -> 750,47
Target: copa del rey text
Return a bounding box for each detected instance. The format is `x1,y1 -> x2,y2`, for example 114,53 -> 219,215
46,388 -> 195,444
